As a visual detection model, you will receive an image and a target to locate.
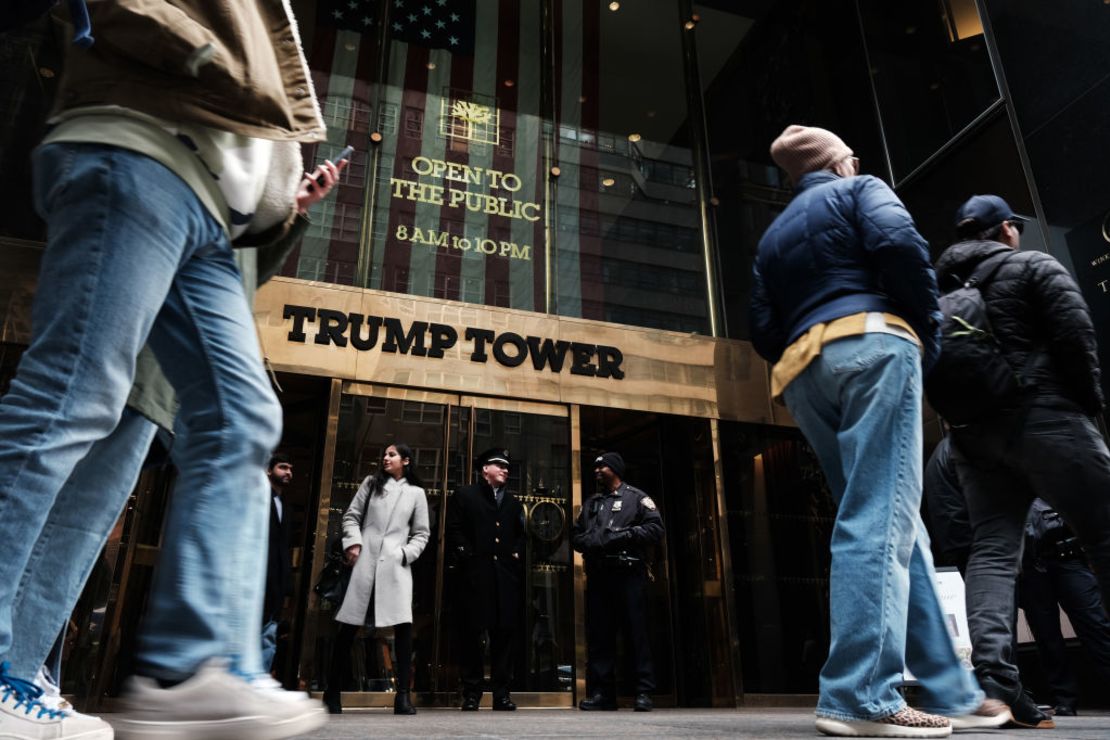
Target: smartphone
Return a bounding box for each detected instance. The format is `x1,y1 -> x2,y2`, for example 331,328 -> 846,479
308,145 -> 355,189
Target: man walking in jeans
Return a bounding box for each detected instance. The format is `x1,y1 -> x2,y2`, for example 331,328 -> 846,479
751,125 -> 1009,737
937,194 -> 1110,728
0,2 -> 341,738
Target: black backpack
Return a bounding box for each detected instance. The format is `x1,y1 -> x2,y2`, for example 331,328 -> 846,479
925,252 -> 1026,425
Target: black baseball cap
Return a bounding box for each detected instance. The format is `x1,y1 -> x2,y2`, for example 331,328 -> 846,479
955,194 -> 1028,235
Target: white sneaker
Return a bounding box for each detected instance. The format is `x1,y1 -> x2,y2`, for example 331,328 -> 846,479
34,665 -> 73,711
112,659 -> 326,740
946,699 -> 1012,730
248,675 -> 311,704
1,662 -> 112,739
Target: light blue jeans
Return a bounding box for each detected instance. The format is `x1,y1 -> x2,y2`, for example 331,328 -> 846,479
784,333 -> 983,721
0,143 -> 280,682
261,619 -> 279,673
7,410 -> 156,679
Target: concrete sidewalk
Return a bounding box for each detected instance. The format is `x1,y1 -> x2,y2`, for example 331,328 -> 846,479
298,707 -> 1110,738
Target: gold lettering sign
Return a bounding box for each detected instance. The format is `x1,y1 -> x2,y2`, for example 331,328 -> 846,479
388,107 -> 544,261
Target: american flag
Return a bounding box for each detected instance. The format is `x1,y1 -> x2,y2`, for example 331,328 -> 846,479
287,0 -> 607,318
316,0 -> 378,34
390,0 -> 477,55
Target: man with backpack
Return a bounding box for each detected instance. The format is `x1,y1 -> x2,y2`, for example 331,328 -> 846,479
932,194 -> 1110,727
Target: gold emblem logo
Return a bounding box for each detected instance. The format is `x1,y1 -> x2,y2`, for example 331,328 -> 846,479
441,95 -> 500,145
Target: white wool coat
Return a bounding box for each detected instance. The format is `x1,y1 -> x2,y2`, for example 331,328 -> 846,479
334,476 -> 430,627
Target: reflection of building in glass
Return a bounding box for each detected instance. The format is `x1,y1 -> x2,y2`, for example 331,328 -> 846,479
0,0 -> 1106,713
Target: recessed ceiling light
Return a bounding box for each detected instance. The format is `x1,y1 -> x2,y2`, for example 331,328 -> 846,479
504,79 -> 515,87
609,1 -> 620,10
602,177 -> 616,187
627,133 -> 641,143
426,62 -> 436,70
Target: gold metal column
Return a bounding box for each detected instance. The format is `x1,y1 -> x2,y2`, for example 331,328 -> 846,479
569,404 -> 586,703
710,418 -> 744,706
297,378 -> 343,684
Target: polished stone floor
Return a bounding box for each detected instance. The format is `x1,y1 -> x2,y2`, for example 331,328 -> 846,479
297,707 -> 1110,738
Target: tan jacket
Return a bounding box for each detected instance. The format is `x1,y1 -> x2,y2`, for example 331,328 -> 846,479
56,0 -> 326,143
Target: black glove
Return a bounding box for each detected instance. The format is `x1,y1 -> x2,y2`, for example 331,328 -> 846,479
600,528 -> 633,552
583,529 -> 607,556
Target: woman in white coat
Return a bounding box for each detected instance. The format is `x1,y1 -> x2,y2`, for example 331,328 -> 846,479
324,443 -> 430,715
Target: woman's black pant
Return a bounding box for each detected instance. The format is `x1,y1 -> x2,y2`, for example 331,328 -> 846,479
327,589 -> 413,694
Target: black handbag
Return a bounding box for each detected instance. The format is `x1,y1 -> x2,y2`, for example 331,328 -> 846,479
313,543 -> 352,607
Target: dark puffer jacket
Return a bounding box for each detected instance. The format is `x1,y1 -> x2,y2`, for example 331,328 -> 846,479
934,240 -> 1103,416
751,171 -> 941,369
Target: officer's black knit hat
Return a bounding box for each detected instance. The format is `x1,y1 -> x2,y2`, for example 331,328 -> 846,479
594,451 -> 625,479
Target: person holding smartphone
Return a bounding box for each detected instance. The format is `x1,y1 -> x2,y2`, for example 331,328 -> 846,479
0,3 -> 352,739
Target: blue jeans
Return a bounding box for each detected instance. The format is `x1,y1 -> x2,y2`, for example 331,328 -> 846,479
784,334 -> 982,720
0,143 -> 281,681
261,619 -> 279,673
6,410 -> 156,678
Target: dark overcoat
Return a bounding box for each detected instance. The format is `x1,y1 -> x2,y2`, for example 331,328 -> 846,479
447,481 -> 525,629
264,494 -> 293,622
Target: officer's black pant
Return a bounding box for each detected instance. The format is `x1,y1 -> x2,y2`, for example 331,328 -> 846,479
460,625 -> 514,699
585,561 -> 655,697
1020,556 -> 1110,709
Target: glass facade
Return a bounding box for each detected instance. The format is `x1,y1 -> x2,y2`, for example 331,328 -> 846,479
280,0 -> 712,334
698,0 -> 886,342
2,0 -> 1109,710
719,422 -> 834,695
858,0 -> 999,182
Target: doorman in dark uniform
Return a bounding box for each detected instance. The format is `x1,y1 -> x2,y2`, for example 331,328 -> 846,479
447,447 -> 525,711
572,452 -> 664,711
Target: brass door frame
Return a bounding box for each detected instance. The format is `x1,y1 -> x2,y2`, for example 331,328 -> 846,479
570,405 -> 586,702
298,378 -> 344,683
710,418 -> 745,705
300,381 -> 576,707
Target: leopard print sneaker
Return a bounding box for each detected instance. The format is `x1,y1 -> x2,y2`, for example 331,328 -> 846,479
816,707 -> 952,737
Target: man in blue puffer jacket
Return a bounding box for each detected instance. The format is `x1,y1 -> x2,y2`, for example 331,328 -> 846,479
751,126 -> 1009,737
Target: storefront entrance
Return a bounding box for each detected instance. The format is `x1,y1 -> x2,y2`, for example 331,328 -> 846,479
299,382 -> 577,707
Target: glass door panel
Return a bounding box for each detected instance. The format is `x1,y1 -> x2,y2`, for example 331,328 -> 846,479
304,386 -> 573,704
439,400 -> 575,697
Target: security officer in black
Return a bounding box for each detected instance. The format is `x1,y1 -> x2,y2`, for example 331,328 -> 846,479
572,451 -> 664,711
447,447 -> 525,711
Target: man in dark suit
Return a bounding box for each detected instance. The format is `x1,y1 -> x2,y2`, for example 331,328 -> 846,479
263,453 -> 294,673
447,448 -> 525,711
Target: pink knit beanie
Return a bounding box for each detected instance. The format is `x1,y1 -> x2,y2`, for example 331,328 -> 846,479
770,125 -> 854,183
